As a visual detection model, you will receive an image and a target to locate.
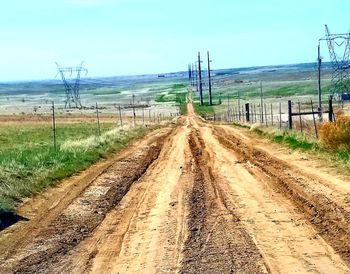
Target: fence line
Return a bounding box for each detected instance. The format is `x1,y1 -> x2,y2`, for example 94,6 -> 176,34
201,97 -> 336,140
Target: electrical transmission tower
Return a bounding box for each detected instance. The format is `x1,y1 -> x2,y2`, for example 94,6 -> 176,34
319,25 -> 350,101
56,62 -> 88,108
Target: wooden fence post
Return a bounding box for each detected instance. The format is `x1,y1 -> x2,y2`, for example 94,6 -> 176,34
142,108 -> 145,126
132,95 -> 136,127
279,102 -> 282,129
118,105 -> 123,127
270,103 -> 273,125
328,95 -> 334,122
245,103 -> 250,122
288,100 -> 292,130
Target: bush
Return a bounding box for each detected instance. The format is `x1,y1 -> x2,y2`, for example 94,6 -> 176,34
320,115 -> 350,151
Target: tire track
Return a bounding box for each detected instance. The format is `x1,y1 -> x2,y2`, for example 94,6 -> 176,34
0,129 -> 171,274
179,129 -> 268,274
54,123 -> 192,274
210,125 -> 350,271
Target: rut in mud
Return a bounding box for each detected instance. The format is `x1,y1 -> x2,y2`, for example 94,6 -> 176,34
1,102 -> 350,273
213,126 -> 350,265
180,129 -> 267,273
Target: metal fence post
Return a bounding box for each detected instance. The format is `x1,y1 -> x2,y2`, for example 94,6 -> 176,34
52,101 -> 57,150
96,102 -> 101,136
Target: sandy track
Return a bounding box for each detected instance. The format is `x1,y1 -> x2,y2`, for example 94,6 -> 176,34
1,102 -> 350,273
60,122 -> 192,273
203,125 -> 349,273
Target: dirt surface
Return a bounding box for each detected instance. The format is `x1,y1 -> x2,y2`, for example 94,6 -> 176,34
1,100 -> 350,273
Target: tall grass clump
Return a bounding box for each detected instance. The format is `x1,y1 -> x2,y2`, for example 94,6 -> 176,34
320,114 -> 350,151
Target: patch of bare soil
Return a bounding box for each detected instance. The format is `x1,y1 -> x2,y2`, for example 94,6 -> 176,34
213,126 -> 350,269
180,129 -> 267,273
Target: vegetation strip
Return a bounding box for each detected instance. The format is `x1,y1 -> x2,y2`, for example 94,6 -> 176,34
250,124 -> 350,169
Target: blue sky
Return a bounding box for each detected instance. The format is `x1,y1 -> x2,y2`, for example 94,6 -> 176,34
0,0 -> 348,81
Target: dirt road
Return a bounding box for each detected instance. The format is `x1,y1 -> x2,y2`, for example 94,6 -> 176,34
1,102 -> 350,273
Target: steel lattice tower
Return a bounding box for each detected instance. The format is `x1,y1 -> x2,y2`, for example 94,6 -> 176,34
56,62 -> 88,108
319,25 -> 350,100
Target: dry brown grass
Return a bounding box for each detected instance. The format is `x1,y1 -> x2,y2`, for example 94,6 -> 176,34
320,114 -> 350,151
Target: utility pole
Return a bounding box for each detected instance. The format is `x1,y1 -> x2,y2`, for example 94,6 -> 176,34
188,64 -> 192,84
260,80 -> 264,124
198,52 -> 203,105
190,64 -> 194,86
194,63 -> 199,92
207,51 -> 213,105
192,64 -> 196,87
317,43 -> 323,121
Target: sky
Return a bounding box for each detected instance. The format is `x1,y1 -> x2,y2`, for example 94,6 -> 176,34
0,0 -> 349,81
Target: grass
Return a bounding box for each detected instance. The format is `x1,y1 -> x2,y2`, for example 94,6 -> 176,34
0,122 -> 154,217
271,132 -> 316,151
193,102 -> 216,116
215,81 -> 333,101
245,124 -> 350,168
155,84 -> 187,103
89,88 -> 122,96
179,103 -> 188,115
154,83 -> 188,115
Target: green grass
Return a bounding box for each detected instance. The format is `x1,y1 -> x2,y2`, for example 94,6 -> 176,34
89,88 -> 122,96
193,102 -> 216,116
271,132 -> 316,150
245,124 -> 350,169
155,83 -> 187,103
218,82 -> 333,100
154,83 -> 188,115
179,103 -> 188,115
0,123 -> 154,216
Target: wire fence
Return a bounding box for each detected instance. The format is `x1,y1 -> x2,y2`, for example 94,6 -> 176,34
200,97 -> 339,140
1,101 -> 180,151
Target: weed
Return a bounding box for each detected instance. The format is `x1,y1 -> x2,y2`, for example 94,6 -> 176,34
320,115 -> 350,151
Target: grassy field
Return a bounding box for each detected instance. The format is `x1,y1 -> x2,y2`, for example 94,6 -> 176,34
0,122 -> 153,216
154,83 -> 188,115
193,102 -> 216,116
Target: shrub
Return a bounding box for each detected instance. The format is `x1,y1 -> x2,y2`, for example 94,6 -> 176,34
320,115 -> 350,151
